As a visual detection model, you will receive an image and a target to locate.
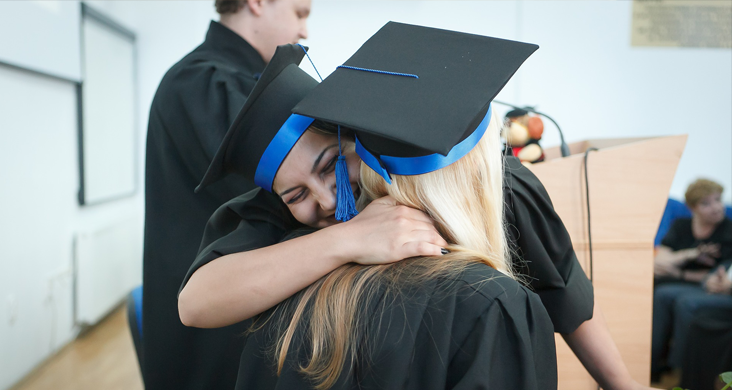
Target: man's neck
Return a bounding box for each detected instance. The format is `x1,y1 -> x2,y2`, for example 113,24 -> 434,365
219,13 -> 268,62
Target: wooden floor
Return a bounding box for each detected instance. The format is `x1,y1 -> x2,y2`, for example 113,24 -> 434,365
11,306 -> 144,390
8,304 -> 682,390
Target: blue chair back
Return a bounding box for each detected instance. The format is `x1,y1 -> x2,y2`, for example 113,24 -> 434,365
655,198 -> 732,246
127,285 -> 144,382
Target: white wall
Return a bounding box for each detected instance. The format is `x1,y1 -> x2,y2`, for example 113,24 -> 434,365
516,1 -> 731,203
0,66 -> 78,389
300,0 -> 731,203
0,1 -> 81,81
0,61 -> 144,389
0,2 -> 147,389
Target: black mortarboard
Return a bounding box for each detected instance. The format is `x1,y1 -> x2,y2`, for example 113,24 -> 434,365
292,22 -> 538,183
506,108 -> 530,118
196,44 -> 318,193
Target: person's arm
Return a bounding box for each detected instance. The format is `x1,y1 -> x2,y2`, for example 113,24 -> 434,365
562,302 -> 657,390
179,196 -> 448,328
705,265 -> 732,294
680,269 -> 710,283
653,245 -> 698,278
505,159 -> 654,389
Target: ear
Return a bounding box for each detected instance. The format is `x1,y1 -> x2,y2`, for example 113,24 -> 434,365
246,0 -> 265,16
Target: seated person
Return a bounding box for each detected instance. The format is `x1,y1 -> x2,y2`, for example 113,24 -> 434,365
652,178 -> 732,378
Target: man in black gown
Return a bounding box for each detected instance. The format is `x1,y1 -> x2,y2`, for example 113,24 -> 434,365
142,1 -> 310,388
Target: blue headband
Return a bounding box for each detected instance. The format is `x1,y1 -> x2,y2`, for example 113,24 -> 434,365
254,114 -> 315,192
356,104 -> 492,184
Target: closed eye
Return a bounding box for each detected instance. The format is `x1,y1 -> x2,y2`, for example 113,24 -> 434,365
297,8 -> 310,19
321,156 -> 338,175
286,189 -> 307,205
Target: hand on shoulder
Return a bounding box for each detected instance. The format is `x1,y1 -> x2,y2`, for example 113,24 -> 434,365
330,196 -> 448,265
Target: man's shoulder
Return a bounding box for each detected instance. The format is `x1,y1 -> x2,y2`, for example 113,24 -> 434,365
156,46 -> 224,89
149,44 -> 256,117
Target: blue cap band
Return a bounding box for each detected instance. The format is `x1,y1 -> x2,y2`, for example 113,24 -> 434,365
254,114 -> 315,192
356,104 -> 492,183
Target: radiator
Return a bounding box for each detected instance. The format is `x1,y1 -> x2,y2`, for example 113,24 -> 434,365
74,217 -> 142,325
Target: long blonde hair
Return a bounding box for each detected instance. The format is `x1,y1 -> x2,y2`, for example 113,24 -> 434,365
261,109 -> 510,389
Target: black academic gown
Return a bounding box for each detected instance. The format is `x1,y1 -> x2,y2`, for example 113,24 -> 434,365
235,263 -> 557,390
181,156 -> 594,335
503,156 -> 594,333
143,21 -> 266,390
181,157 -> 594,334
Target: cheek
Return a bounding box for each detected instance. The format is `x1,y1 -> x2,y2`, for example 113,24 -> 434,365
275,9 -> 299,35
345,155 -> 361,184
287,202 -> 319,227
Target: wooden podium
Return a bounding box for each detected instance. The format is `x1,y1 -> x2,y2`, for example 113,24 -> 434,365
525,135 -> 687,389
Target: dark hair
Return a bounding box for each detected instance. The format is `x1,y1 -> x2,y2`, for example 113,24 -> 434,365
215,0 -> 246,14
308,120 -> 355,139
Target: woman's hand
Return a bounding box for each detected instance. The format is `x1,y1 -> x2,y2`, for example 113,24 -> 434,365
180,197 -> 447,328
695,243 -> 721,267
330,196 -> 448,265
653,260 -> 681,278
653,246 -> 696,278
705,266 -> 732,294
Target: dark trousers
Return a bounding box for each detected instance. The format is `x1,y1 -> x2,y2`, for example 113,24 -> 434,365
679,304 -> 732,390
652,282 -> 732,373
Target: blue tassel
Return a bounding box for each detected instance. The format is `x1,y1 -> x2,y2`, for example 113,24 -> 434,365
296,44 -> 357,221
335,155 -> 358,222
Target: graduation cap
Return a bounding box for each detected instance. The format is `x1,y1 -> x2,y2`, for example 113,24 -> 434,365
292,22 -> 538,184
505,108 -> 530,118
196,44 -> 318,193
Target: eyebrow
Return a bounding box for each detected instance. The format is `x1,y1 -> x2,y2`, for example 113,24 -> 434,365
311,144 -> 339,174
278,143 -> 339,197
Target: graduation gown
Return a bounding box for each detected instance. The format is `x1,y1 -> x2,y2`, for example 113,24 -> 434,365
503,156 -> 594,333
181,156 -> 594,335
235,263 -> 557,389
143,21 -> 266,390
179,155 -> 592,387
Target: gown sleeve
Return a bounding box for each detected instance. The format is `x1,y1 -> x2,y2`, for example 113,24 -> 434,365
178,188 -> 297,294
503,156 -> 594,334
448,275 -> 558,390
160,63 -> 257,201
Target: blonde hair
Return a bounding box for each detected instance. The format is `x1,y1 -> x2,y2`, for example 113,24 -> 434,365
260,109 -> 511,389
685,178 -> 723,207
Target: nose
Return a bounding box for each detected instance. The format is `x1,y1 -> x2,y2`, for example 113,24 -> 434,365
300,21 -> 308,40
312,183 -> 336,212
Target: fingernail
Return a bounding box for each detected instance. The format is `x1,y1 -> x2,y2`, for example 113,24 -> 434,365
440,248 -> 449,255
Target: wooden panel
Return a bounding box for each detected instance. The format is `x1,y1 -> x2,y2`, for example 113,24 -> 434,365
527,135 -> 686,389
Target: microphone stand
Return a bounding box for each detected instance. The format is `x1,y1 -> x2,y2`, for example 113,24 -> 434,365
493,100 -> 571,157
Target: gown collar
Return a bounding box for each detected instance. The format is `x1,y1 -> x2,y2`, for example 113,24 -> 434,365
203,21 -> 266,72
